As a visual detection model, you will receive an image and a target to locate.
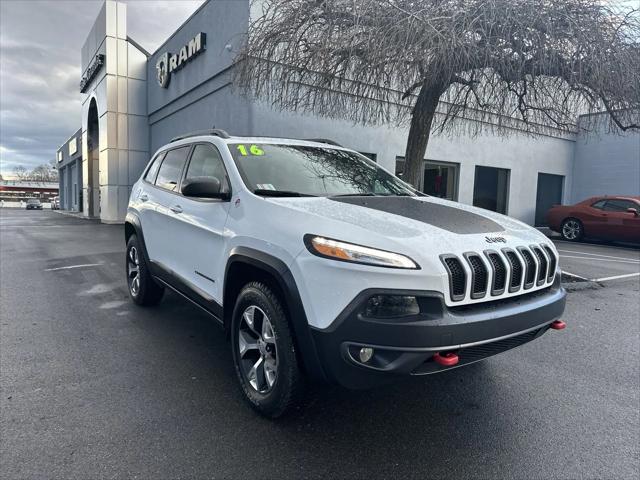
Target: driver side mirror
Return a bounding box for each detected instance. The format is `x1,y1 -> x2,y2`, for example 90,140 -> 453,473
182,176 -> 230,200
627,207 -> 638,216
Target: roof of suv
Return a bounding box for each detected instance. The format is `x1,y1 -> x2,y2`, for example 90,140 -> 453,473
168,129 -> 346,150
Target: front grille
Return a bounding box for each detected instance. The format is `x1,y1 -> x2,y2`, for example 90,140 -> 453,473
466,253 -> 488,298
542,244 -> 557,282
441,256 -> 466,300
531,246 -> 548,286
518,247 -> 536,289
441,243 -> 553,302
485,251 -> 507,295
503,249 -> 523,292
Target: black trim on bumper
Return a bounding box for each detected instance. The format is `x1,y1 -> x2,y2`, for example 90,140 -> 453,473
311,278 -> 566,389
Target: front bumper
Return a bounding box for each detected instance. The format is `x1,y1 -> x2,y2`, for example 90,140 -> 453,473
311,278 -> 566,388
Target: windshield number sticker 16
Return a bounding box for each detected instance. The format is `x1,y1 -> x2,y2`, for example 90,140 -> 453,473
236,144 -> 265,156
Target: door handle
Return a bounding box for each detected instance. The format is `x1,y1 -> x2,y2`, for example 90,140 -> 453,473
139,194 -> 148,202
170,205 -> 183,214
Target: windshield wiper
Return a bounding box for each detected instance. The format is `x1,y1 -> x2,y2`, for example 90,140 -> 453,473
330,193 -> 378,197
253,189 -> 317,197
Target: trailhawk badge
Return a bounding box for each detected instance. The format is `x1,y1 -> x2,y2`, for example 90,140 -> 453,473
156,32 -> 206,88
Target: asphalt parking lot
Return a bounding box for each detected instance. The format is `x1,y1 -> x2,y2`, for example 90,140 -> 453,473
552,239 -> 640,283
1,209 -> 639,479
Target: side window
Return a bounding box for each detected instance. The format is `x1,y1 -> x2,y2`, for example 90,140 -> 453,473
144,152 -> 165,183
184,144 -> 230,192
604,199 -> 636,212
591,200 -> 607,210
154,146 -> 190,192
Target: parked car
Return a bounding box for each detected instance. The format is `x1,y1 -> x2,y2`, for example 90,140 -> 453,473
125,129 -> 566,417
547,196 -> 640,243
51,196 -> 60,210
25,198 -> 43,210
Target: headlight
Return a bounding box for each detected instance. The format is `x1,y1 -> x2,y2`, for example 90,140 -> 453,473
304,235 -> 419,269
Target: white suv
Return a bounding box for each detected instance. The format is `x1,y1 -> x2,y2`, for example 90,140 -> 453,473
125,129 -> 566,417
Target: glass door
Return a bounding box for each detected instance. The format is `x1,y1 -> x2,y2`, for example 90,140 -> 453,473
422,161 -> 459,200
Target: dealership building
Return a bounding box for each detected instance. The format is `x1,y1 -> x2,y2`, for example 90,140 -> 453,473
56,0 -> 640,225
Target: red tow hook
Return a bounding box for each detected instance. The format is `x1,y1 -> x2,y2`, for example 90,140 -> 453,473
433,351 -> 459,367
550,320 -> 566,330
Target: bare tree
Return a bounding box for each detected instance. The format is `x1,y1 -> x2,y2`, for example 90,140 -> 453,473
235,0 -> 640,187
26,164 -> 58,183
13,165 -> 27,180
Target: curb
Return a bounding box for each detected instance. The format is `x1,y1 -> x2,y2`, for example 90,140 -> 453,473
52,209 -> 101,224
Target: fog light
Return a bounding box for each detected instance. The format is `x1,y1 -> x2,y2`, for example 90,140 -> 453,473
364,295 -> 420,318
359,347 -> 374,363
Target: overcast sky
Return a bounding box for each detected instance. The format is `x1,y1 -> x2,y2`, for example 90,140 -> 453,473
0,0 -> 204,177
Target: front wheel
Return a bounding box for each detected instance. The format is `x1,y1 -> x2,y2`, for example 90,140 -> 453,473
560,218 -> 584,241
230,282 -> 304,418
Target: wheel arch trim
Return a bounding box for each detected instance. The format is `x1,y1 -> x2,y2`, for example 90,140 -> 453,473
224,246 -> 328,382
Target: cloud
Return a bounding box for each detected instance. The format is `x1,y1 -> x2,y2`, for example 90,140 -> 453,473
0,0 -> 204,176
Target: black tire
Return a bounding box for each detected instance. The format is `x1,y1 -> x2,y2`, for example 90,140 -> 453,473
230,281 -> 304,418
126,234 -> 164,306
560,218 -> 584,242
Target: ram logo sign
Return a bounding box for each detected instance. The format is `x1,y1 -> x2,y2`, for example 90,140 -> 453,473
156,32 -> 207,88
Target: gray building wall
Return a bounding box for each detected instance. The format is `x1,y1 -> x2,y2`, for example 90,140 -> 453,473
144,0 -> 575,225
147,0 -> 250,151
67,0 -> 638,225
80,0 -> 149,222
571,113 -> 640,202
56,129 -> 83,211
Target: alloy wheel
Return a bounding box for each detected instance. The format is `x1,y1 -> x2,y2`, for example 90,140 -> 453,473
238,305 -> 278,393
127,246 -> 140,296
562,220 -> 580,240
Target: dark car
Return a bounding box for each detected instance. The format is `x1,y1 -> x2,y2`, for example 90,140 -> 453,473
547,196 -> 640,243
25,198 -> 43,210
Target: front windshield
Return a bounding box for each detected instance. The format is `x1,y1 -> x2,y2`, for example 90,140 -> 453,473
229,143 -> 415,197
27,199 -> 40,204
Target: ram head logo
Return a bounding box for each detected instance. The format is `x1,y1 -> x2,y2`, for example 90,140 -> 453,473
156,53 -> 170,88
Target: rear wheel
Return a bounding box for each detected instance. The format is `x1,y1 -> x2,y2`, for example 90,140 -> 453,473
126,234 -> 164,306
560,218 -> 584,241
231,281 -> 303,418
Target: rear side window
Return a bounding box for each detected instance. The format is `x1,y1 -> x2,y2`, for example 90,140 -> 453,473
604,199 -> 637,212
591,200 -> 607,210
155,146 -> 190,192
144,152 -> 165,183
184,144 -> 230,192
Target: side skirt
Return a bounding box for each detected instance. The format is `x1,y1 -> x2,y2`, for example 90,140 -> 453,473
150,262 -> 224,327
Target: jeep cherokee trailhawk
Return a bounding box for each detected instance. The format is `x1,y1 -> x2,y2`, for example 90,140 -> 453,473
125,129 -> 566,417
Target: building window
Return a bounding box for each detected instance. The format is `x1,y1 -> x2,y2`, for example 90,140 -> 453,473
395,156 -> 405,178
57,151 -> 63,163
423,161 -> 459,200
68,137 -> 78,156
473,166 -> 510,214
359,152 -> 377,163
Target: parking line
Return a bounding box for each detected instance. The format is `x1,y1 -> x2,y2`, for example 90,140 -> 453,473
593,273 -> 640,282
553,239 -> 640,251
556,249 -> 640,262
45,263 -> 102,272
561,271 -> 589,281
559,255 -> 640,265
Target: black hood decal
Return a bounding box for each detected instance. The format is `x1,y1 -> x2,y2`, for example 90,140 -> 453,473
330,197 -> 504,234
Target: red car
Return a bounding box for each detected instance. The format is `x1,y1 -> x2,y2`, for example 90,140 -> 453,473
547,196 -> 640,243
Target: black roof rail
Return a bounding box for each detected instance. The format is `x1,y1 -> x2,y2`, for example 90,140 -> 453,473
171,128 -> 231,142
303,138 -> 342,147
